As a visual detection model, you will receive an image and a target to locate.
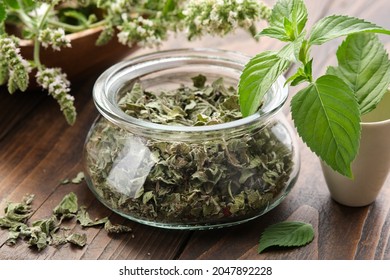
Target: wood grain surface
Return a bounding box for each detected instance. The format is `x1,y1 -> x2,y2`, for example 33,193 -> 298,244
0,0 -> 389,260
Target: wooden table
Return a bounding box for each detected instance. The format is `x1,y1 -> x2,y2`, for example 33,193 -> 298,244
1,0 -> 389,260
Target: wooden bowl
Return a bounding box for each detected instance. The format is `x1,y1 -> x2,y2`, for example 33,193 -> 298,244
18,26 -> 138,82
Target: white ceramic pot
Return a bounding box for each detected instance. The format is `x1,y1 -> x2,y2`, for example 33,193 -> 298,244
321,91 -> 390,207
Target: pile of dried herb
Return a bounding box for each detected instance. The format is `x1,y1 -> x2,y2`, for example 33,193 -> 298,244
85,75 -> 295,226
0,192 -> 132,251
119,75 -> 243,126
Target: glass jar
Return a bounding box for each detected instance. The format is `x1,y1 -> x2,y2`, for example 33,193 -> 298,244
84,49 -> 300,230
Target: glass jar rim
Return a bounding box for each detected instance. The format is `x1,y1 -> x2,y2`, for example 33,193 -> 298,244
93,48 -> 288,134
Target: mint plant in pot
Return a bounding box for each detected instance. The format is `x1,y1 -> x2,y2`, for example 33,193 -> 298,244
238,0 -> 390,206
0,0 -> 270,125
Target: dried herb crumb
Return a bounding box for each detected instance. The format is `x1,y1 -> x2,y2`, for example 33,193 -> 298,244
53,192 -> 78,218
76,206 -> 108,227
67,233 -> 87,247
59,172 -> 85,185
104,220 -> 133,234
71,172 -> 85,184
60,178 -> 70,185
0,193 -> 133,251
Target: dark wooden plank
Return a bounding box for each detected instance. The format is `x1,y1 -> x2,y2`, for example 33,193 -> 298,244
0,88 -> 46,141
356,185 -> 390,260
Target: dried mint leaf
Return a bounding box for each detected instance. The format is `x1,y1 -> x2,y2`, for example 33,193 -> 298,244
71,172 -> 85,184
27,226 -> 49,251
0,192 -> 132,251
6,230 -> 21,246
51,232 -> 68,247
2,194 -> 34,223
60,172 -> 85,185
53,192 -> 78,218
104,220 -> 132,234
0,217 -> 25,229
66,232 -> 87,247
118,76 -> 241,126
32,215 -> 60,236
60,178 -> 70,185
76,206 -> 108,227
191,74 -> 207,88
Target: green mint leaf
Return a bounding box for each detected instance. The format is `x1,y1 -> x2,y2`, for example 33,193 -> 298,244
285,68 -> 307,86
290,0 -> 307,34
292,1 -> 308,35
286,59 -> 313,86
53,192 -> 78,217
4,0 -> 19,9
21,0 -> 35,10
238,51 -> 290,116
163,0 -> 176,16
285,58 -> 313,87
298,39 -> 310,64
277,34 -> 305,62
259,0 -> 307,41
0,1 -> 6,23
258,221 -> 314,253
327,33 -> 390,115
309,15 -> 390,45
304,59 -> 313,78
283,17 -> 294,39
291,75 -> 361,177
259,27 -> 291,41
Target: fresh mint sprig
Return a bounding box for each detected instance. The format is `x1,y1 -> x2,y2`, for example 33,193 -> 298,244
238,0 -> 390,177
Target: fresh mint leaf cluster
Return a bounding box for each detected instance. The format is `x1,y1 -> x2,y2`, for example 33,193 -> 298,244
238,0 -> 390,177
